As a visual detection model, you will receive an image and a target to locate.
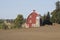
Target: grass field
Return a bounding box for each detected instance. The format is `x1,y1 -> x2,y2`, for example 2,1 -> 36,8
0,24 -> 60,40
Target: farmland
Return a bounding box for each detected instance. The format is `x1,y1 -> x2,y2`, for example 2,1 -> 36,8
0,24 -> 60,40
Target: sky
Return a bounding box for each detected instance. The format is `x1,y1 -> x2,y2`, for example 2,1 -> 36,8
0,0 -> 58,19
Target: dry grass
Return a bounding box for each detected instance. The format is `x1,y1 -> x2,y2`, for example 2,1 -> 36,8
0,24 -> 60,40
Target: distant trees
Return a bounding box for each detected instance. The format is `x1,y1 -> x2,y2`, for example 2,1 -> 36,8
0,19 -> 8,29
0,19 -> 4,29
0,14 -> 26,29
51,9 -> 60,24
14,14 -> 24,28
0,19 -> 4,24
43,12 -> 50,21
46,12 -> 50,21
43,12 -> 52,25
43,14 -> 46,21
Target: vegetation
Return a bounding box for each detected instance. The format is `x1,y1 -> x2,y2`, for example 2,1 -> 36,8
51,9 -> 60,24
0,19 -> 9,29
43,12 -> 52,25
0,19 -> 4,29
14,14 -> 24,28
46,12 -> 50,21
0,14 -> 25,29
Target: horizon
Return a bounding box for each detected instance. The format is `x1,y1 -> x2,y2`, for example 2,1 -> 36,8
0,0 -> 59,19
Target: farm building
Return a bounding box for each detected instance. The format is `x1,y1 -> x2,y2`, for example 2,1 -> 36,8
26,10 -> 42,28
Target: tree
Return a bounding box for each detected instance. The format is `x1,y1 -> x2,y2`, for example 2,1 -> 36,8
0,19 -> 4,24
51,9 -> 60,24
43,12 -> 52,25
14,14 -> 24,28
0,19 -> 4,29
51,10 -> 57,23
56,11 -> 60,23
43,14 -> 46,21
43,12 -> 50,21
46,12 -> 50,21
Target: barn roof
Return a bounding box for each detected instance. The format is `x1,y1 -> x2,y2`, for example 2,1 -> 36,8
27,10 -> 40,18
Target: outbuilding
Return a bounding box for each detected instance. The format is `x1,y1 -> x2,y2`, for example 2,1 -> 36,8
26,10 -> 42,28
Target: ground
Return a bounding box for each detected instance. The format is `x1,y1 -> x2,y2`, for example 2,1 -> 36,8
0,24 -> 60,40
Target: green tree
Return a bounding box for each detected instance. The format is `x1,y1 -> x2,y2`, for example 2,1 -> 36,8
0,19 -> 4,29
51,10 -> 56,23
56,11 -> 60,23
0,19 -> 4,24
51,9 -> 60,23
46,12 -> 50,21
14,14 -> 24,28
43,14 -> 46,21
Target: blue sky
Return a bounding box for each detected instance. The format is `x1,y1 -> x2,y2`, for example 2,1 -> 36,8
0,0 -> 58,19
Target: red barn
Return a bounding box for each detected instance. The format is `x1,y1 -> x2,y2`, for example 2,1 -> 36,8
26,10 -> 41,28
